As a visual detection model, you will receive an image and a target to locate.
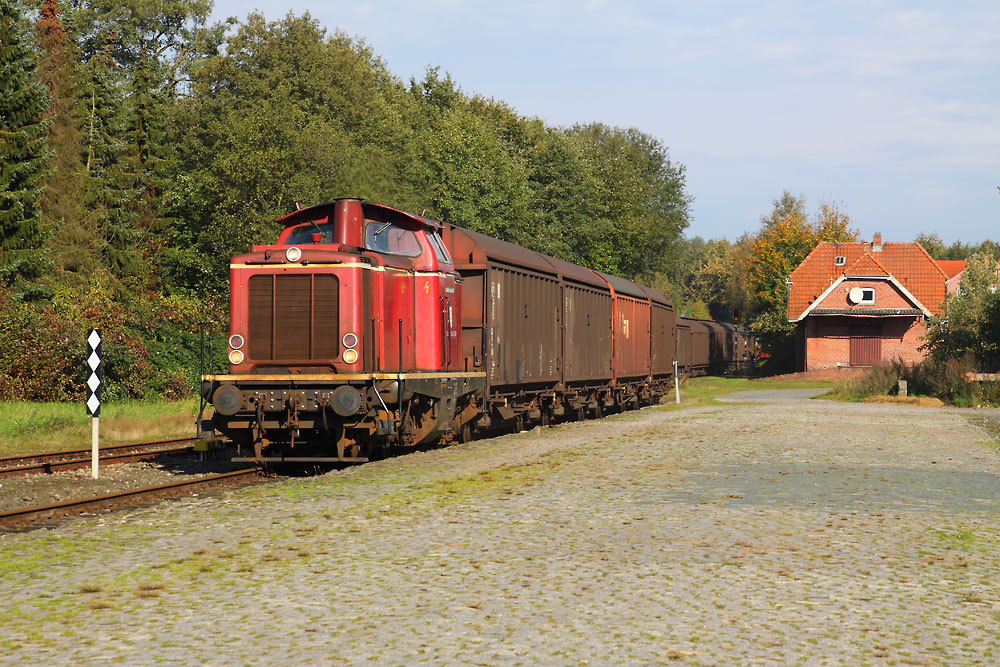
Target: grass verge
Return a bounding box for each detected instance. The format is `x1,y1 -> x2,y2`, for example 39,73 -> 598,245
0,399 -> 204,457
668,376 -> 833,409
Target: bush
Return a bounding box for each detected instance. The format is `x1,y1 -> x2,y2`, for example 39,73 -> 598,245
834,355 -> 999,406
0,283 -> 228,402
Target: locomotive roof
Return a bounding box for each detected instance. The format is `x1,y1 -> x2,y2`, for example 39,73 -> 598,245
276,201 -> 444,229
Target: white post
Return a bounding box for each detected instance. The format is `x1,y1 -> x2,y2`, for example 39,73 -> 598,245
91,417 -> 99,479
86,328 -> 103,479
674,360 -> 680,404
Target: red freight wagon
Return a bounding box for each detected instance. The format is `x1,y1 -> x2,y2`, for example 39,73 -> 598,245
594,271 -> 652,385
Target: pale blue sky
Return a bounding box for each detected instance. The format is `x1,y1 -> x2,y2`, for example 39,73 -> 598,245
211,1 -> 1000,244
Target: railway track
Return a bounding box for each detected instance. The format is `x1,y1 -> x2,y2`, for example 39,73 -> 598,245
0,437 -> 202,479
0,467 -> 262,529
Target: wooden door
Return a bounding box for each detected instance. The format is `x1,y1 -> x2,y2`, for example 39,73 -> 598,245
850,324 -> 882,366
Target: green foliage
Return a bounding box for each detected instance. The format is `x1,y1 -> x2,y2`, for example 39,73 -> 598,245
421,101 -> 532,244
169,12 -> 420,294
0,0 -> 53,298
36,0 -> 92,282
565,123 -> 690,279
925,252 -> 1000,370
0,282 -> 226,401
915,232 -> 1000,261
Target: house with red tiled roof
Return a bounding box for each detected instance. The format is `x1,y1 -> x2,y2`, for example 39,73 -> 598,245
788,234 -> 951,370
936,259 -> 968,295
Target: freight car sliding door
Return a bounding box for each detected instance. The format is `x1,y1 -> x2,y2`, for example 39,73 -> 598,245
649,303 -> 676,376
488,265 -> 560,389
562,284 -> 612,384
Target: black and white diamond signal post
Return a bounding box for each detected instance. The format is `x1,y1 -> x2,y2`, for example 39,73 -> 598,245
86,328 -> 102,479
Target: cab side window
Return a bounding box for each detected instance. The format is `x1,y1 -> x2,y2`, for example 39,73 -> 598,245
364,222 -> 422,257
428,230 -> 451,264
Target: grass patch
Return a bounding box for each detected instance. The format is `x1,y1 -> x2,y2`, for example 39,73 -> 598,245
969,416 -> 1000,449
0,399 -> 204,456
371,462 -> 548,516
934,527 -> 977,551
665,376 -> 833,409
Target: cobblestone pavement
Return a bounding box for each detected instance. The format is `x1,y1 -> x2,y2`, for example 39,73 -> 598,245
1,395 -> 999,666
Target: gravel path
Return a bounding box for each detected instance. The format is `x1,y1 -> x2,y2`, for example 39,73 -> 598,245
1,395 -> 999,665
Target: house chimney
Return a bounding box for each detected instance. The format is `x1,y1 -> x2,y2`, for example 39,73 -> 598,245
872,232 -> 882,252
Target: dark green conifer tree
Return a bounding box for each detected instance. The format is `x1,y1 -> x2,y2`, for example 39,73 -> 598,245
82,34 -> 145,279
0,0 -> 53,298
36,0 -> 92,281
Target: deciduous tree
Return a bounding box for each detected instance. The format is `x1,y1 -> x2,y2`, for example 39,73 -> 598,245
745,192 -> 857,368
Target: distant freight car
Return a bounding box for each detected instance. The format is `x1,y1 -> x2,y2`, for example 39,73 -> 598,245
676,316 -> 754,376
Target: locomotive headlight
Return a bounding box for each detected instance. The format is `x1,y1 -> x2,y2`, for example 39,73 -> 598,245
229,334 -> 244,350
342,348 -> 359,364
342,332 -> 358,349
229,349 -> 245,365
285,246 -> 302,262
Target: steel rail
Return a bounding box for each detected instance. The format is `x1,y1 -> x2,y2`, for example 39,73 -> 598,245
0,446 -> 196,479
0,437 -> 202,479
0,468 -> 261,529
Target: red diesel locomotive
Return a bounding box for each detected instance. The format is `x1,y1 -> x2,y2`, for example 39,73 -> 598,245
201,198 -> 753,463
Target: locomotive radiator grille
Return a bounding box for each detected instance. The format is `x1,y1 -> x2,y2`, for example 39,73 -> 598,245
248,274 -> 340,360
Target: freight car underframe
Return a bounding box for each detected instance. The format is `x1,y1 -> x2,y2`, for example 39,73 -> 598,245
480,375 -> 675,432
201,373 -> 486,463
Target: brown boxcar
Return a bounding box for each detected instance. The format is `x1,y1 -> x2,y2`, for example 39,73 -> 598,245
639,286 -> 677,378
546,256 -> 614,388
678,316 -> 712,375
449,228 -> 562,395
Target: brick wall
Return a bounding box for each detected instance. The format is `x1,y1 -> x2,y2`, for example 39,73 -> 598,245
880,317 -> 928,365
803,316 -> 927,370
815,279 -> 915,311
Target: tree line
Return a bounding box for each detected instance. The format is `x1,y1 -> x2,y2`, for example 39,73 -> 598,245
3,1 -> 691,299
1,1 -> 693,399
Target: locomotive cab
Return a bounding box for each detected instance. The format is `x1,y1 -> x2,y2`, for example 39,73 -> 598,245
202,199 -> 485,464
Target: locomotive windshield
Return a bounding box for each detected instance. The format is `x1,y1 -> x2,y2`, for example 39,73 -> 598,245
286,221 -> 334,244
364,221 -> 422,257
